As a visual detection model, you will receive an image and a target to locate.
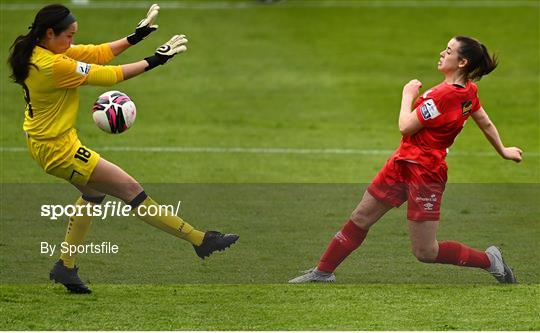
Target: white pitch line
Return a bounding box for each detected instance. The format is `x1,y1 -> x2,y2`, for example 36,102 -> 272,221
1,146 -> 538,157
1,0 -> 537,10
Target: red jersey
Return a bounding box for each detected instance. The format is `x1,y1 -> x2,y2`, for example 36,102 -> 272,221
395,80 -> 482,170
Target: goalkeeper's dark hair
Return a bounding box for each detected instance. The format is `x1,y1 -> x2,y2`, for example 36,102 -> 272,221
454,36 -> 498,82
8,4 -> 74,85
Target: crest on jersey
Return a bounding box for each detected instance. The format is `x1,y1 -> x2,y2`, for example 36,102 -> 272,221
420,99 -> 441,120
461,100 -> 473,116
75,61 -> 91,76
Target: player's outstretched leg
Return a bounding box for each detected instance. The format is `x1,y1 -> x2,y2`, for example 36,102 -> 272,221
127,191 -> 239,258
49,259 -> 91,294
289,191 -> 392,283
485,246 -> 517,284
288,220 -> 366,283
88,158 -> 239,259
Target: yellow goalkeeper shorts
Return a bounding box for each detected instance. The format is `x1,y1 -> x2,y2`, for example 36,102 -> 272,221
26,128 -> 100,185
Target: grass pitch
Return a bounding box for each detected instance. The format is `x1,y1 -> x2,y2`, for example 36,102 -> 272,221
1,0 -> 539,330
2,284 -> 538,330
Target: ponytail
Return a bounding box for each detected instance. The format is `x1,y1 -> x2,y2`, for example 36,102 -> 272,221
7,4 -> 74,85
8,30 -> 39,85
454,36 -> 498,81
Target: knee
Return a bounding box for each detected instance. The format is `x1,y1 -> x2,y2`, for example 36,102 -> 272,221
128,181 -> 144,194
122,182 -> 144,203
350,210 -> 372,230
412,245 -> 438,263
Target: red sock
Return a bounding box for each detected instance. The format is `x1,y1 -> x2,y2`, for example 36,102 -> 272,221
317,220 -> 368,273
436,241 -> 490,269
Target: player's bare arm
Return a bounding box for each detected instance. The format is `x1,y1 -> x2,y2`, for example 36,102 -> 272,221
108,38 -> 133,56
399,79 -> 424,136
471,107 -> 523,162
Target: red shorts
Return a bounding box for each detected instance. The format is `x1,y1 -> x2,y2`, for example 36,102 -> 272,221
367,155 -> 447,221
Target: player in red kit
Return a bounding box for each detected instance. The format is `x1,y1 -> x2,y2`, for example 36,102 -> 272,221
289,36 -> 522,284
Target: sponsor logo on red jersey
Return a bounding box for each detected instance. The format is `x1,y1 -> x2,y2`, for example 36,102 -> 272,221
420,99 -> 441,120
461,100 -> 473,116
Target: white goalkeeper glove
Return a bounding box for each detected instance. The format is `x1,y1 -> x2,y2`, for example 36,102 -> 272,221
144,35 -> 188,71
127,4 -> 159,45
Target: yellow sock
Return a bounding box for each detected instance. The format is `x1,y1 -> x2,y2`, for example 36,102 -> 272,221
134,197 -> 205,246
59,197 -> 93,268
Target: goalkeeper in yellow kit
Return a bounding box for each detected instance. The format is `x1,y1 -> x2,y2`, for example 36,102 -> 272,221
8,4 -> 238,294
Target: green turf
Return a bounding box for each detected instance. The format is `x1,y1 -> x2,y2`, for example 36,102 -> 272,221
1,284 -> 539,330
1,0 -> 539,330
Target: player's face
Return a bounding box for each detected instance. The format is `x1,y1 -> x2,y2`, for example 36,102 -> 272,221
48,22 -> 77,53
437,38 -> 463,74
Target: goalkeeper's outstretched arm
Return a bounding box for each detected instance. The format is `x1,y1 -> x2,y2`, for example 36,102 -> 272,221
121,35 -> 188,80
109,3 -> 160,56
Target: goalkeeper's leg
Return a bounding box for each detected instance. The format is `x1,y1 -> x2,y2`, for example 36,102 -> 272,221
50,186 -> 105,294
86,157 -> 238,257
127,190 -> 205,245
58,190 -> 105,267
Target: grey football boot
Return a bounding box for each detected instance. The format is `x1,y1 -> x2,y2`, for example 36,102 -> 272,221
485,246 -> 517,284
288,267 -> 336,283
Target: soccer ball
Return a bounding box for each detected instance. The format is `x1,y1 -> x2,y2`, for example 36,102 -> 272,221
92,91 -> 136,134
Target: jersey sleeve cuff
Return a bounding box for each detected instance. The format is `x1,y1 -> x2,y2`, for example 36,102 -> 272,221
102,43 -> 116,63
113,66 -> 124,82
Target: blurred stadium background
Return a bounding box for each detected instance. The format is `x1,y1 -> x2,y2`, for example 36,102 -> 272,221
1,0 -> 538,330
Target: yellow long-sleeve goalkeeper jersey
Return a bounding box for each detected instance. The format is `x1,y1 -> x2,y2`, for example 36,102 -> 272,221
22,44 -> 124,139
